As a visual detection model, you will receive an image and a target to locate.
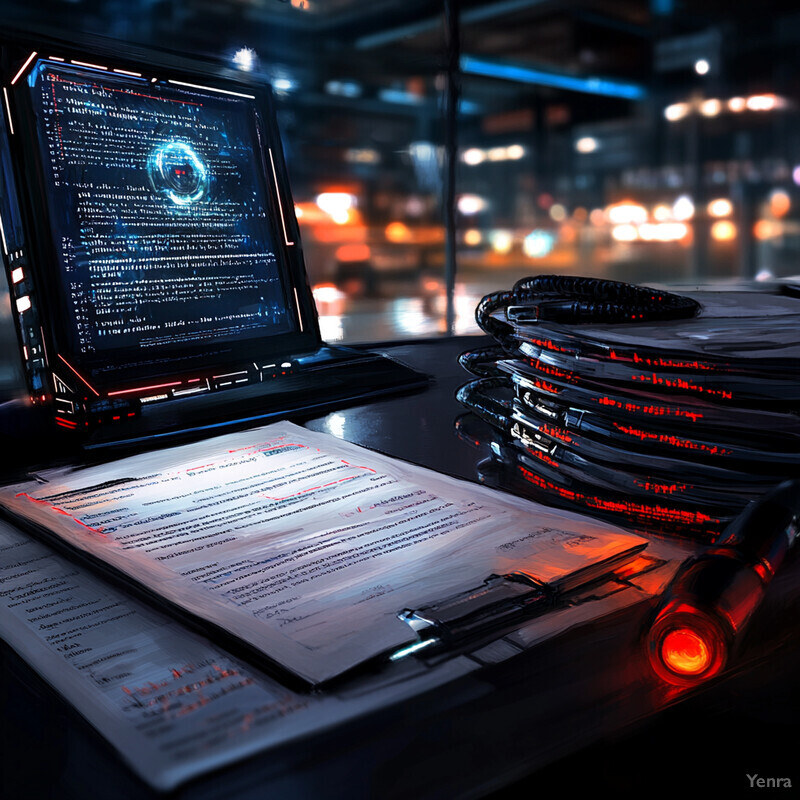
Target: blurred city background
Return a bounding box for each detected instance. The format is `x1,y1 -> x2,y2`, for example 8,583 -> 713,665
2,0 -> 800,392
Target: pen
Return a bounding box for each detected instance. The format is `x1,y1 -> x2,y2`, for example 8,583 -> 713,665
389,574 -> 550,662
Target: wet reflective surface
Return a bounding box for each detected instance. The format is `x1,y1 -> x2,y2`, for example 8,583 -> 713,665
306,335 -> 491,480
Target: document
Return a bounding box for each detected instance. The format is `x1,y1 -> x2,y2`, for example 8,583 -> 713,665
0,517 -> 305,790
0,516 -> 677,792
0,422 -> 646,685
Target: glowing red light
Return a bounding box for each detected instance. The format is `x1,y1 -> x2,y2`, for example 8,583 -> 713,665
529,337 -> 571,355
538,422 -> 572,443
660,628 -> 712,676
646,603 -> 727,685
516,464 -> 719,530
613,422 -> 731,455
524,447 -> 559,468
527,359 -> 574,382
108,381 -> 181,396
57,354 -> 100,397
531,378 -> 560,394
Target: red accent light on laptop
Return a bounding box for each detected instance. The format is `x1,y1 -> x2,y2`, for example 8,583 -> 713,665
108,381 -> 182,396
11,51 -> 37,85
57,354 -> 100,397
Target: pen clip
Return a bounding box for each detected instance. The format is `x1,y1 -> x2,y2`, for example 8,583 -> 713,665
396,573 -> 550,654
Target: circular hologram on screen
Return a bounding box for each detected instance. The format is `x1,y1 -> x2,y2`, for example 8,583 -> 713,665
148,141 -> 209,205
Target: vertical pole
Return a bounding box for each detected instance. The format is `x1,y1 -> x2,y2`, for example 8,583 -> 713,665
733,180 -> 756,278
443,0 -> 460,335
687,111 -> 706,279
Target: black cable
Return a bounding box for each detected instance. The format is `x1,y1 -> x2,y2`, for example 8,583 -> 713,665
455,377 -> 512,433
475,275 -> 701,349
475,289 -> 517,347
458,345 -> 507,377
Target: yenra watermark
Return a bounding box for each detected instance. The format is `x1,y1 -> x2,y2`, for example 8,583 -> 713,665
747,774 -> 793,789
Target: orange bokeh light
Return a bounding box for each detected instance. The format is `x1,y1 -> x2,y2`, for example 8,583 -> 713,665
385,221 -> 412,243
710,220 -> 737,242
769,190 -> 791,218
335,243 -> 371,262
754,219 -> 776,240
559,224 -> 577,244
463,228 -> 482,246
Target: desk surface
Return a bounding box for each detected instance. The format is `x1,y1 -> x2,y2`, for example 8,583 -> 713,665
1,335 -> 799,799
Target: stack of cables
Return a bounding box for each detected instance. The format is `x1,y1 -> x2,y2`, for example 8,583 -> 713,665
456,275 -> 800,541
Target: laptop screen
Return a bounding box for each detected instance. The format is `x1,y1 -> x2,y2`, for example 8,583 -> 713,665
28,60 -> 297,365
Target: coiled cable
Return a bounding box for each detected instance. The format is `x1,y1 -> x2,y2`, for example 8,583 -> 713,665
476,275 -> 701,350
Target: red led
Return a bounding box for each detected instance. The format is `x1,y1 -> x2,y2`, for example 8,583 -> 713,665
538,422 -> 572,443
525,447 -> 559,468
594,395 -> 703,422
530,378 -> 560,394
529,336 -> 571,354
660,628 -> 712,676
613,422 -> 731,455
515,464 -> 719,530
646,603 -> 727,686
629,371 -> 733,400
527,359 -> 574,381
632,479 -> 687,495
608,348 -> 717,372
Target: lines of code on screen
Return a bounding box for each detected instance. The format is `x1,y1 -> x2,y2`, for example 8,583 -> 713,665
29,62 -> 292,359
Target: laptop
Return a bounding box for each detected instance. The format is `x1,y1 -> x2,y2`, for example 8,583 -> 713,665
0,31 -> 427,450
